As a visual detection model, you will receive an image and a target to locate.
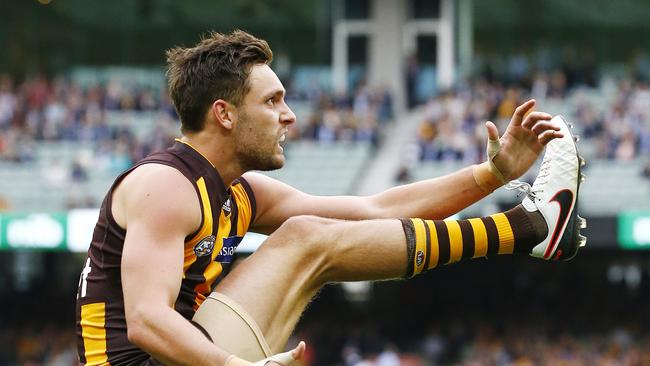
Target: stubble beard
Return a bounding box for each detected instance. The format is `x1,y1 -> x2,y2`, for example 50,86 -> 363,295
235,114 -> 285,172
237,145 -> 284,172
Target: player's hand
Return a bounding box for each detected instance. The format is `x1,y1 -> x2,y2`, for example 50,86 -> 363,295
255,341 -> 306,366
225,342 -> 306,366
486,99 -> 563,181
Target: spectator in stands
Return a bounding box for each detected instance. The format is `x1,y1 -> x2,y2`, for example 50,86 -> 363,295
0,75 -> 16,128
0,195 -> 10,211
70,160 -> 89,183
405,54 -> 420,109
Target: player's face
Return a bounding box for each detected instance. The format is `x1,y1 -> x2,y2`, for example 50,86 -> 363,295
233,64 -> 296,171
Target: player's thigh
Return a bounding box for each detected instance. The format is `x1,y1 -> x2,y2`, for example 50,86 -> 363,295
209,216 -> 341,348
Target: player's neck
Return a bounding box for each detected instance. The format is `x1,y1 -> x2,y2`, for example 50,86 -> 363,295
179,134 -> 244,187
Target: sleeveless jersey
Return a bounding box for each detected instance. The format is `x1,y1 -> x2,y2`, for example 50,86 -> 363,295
75,140 -> 256,365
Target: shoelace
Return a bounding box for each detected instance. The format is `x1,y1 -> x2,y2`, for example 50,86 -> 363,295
505,158 -> 552,200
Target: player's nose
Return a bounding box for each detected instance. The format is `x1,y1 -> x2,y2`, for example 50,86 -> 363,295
280,102 -> 296,126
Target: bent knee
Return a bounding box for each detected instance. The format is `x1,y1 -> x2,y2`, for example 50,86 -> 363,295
276,215 -> 336,241
255,215 -> 350,285
262,215 -> 338,253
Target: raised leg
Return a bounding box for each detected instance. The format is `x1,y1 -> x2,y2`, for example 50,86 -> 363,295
215,216 -> 406,352
214,205 -> 545,352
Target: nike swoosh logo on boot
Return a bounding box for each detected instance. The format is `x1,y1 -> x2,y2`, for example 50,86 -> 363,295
544,189 -> 574,259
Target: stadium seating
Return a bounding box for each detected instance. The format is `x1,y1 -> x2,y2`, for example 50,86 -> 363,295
0,113 -> 373,211
265,141 -> 372,196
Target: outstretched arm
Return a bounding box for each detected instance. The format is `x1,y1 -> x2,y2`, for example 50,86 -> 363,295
246,100 -> 561,234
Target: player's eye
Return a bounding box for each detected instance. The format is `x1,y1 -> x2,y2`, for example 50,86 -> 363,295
266,97 -> 275,106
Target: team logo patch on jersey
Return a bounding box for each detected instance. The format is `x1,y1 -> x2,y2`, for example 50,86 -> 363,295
416,250 -> 424,266
194,235 -> 216,257
216,235 -> 244,263
222,197 -> 232,217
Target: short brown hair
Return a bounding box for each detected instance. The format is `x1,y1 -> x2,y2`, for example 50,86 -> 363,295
166,30 -> 273,133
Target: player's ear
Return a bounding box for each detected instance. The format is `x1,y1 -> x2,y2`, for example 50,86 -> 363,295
212,99 -> 234,130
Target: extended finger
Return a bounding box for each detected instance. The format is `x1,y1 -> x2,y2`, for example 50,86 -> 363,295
511,99 -> 536,126
531,120 -> 561,136
538,129 -> 564,145
521,111 -> 553,130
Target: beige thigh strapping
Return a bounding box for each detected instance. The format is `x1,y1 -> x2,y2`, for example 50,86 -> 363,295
193,292 -> 273,362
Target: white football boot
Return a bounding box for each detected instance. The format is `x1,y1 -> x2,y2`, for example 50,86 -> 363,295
506,115 -> 586,260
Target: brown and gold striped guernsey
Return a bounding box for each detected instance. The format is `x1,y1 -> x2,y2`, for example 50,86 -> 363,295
75,140 -> 256,365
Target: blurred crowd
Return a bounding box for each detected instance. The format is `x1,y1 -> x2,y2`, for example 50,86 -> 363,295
411,74 -> 650,165
0,74 -> 389,166
409,46 -> 650,167
2,68 -> 649,190
286,79 -> 393,146
309,322 -> 650,366
453,324 -> 650,366
3,305 -> 649,366
0,74 -> 178,164
0,73 -> 390,210
0,326 -> 76,366
4,327 -> 648,366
